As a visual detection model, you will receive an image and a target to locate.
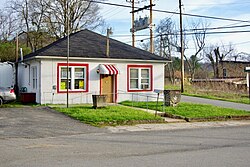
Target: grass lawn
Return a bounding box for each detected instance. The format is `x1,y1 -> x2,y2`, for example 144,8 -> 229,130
54,105 -> 163,126
120,101 -> 250,119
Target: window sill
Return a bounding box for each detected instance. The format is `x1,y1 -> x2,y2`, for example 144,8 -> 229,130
57,90 -> 88,93
127,89 -> 152,92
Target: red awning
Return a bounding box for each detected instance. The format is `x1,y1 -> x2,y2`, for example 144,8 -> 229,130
99,64 -> 120,75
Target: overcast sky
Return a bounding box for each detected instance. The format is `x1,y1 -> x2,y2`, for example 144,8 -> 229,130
1,0 -> 250,57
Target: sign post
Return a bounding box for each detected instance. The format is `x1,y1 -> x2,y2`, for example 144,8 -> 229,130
245,67 -> 250,101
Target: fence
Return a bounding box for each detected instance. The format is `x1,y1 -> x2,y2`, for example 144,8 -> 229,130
42,90 -> 166,107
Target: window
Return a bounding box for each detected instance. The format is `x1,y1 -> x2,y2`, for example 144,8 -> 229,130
223,69 -> 227,78
127,65 -> 152,92
32,66 -> 37,89
57,63 -> 88,93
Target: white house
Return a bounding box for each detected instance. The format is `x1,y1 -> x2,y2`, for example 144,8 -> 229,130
18,30 -> 169,104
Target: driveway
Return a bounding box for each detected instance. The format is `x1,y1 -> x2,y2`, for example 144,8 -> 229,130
181,95 -> 250,111
0,106 -> 107,139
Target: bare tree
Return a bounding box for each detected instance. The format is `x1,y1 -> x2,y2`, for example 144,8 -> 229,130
0,10 -> 18,41
7,0 -> 35,50
6,0 -> 105,50
44,0 -> 104,38
184,20 -> 208,79
204,43 -> 235,78
155,18 -> 179,84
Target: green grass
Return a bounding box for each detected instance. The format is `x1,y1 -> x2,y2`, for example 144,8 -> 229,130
0,101 -> 25,108
164,85 -> 181,90
54,105 -> 163,126
120,101 -> 250,119
165,103 -> 250,118
0,101 -> 42,108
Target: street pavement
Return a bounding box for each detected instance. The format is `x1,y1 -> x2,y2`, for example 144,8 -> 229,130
1,103 -> 250,166
181,95 -> 250,111
1,123 -> 250,167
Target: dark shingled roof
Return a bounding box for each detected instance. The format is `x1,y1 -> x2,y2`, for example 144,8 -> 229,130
24,29 -> 169,61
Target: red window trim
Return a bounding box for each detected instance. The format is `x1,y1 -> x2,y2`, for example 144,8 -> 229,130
57,63 -> 89,93
127,64 -> 153,92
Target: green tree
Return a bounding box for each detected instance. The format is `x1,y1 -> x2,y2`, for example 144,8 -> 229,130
0,41 -> 31,62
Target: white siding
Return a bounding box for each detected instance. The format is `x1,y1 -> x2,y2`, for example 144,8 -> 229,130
21,59 -> 165,104
18,61 -> 41,103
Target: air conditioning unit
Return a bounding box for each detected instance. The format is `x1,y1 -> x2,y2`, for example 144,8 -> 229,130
141,84 -> 149,90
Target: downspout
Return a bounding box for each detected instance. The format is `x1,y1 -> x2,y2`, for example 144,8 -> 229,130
14,33 -> 19,97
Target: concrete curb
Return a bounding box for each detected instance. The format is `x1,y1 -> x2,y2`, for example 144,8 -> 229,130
107,120 -> 250,133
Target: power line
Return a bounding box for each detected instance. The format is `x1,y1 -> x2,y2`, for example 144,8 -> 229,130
187,24 -> 250,31
113,29 -> 250,38
85,0 -> 250,23
185,1 -> 250,7
184,30 -> 250,35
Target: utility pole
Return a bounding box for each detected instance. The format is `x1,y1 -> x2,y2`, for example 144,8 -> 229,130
132,0 -> 135,47
128,0 -> 154,50
106,28 -> 113,57
149,0 -> 154,53
15,33 -> 19,97
15,33 -> 19,63
66,0 -> 70,108
179,0 -> 184,93
127,0 -> 135,47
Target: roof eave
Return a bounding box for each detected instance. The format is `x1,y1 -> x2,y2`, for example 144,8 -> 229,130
24,56 -> 170,63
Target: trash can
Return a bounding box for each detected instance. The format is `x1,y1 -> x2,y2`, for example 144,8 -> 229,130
92,95 -> 107,109
20,93 -> 36,104
164,90 -> 181,106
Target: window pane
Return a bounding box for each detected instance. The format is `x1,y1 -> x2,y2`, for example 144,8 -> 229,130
141,69 -> 149,78
61,67 -> 71,78
32,67 -> 37,89
130,79 -> 138,89
75,79 -> 84,89
130,69 -> 138,78
75,68 -> 84,78
141,84 -> 149,90
141,79 -> 149,84
60,79 -> 71,90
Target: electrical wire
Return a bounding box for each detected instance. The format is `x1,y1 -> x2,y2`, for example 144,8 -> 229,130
85,0 -> 250,23
185,1 -> 250,7
187,24 -> 250,31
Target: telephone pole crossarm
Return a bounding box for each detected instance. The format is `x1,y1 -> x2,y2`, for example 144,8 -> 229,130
130,4 -> 155,13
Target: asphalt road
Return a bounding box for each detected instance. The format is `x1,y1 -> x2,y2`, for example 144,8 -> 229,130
1,106 -> 250,167
181,95 -> 250,111
0,106 -> 107,139
1,125 -> 250,167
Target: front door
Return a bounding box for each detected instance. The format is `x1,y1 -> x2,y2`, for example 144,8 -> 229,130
101,75 -> 114,103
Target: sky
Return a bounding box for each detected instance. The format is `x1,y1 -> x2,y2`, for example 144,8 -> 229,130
97,0 -> 250,58
1,0 -> 250,59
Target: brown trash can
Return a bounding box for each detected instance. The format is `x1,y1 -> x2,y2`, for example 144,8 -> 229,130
92,95 -> 107,109
164,90 -> 181,106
